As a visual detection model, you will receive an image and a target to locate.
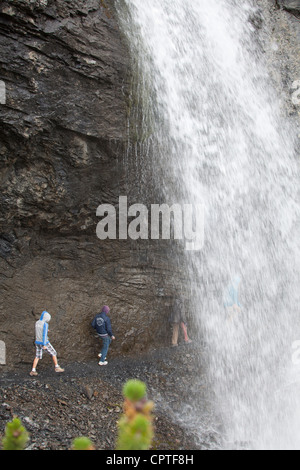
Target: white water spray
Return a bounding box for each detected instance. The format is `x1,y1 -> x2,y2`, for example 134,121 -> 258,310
117,0 -> 300,449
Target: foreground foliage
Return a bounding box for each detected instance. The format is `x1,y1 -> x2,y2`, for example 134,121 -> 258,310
2,418 -> 29,451
116,379 -> 154,450
1,380 -> 154,451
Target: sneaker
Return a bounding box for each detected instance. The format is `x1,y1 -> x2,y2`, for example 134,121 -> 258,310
55,366 -> 65,373
98,361 -> 108,366
30,370 -> 38,377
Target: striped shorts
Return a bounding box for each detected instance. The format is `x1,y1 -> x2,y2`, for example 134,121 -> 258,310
35,343 -> 57,359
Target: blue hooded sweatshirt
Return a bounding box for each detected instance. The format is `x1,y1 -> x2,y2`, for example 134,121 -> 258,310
223,275 -> 242,309
35,311 -> 51,346
91,311 -> 114,338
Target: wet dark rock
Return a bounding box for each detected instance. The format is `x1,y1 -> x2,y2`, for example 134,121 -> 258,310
0,0 -> 188,366
82,385 -> 94,400
277,1 -> 300,12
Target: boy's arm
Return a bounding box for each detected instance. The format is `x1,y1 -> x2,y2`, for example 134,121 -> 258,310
42,323 -> 48,346
106,317 -> 113,338
181,308 -> 187,325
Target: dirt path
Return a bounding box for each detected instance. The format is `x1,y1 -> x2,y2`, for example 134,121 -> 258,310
0,344 -> 217,450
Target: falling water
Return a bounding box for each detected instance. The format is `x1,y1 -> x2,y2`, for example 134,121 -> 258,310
116,0 -> 300,449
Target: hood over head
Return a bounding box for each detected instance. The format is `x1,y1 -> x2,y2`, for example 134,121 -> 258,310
232,275 -> 241,288
40,311 -> 51,323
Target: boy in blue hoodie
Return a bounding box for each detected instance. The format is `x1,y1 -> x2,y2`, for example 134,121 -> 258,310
223,275 -> 242,321
91,306 -> 115,366
30,311 -> 64,376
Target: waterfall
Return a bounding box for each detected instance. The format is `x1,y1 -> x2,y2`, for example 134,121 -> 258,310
116,0 -> 300,450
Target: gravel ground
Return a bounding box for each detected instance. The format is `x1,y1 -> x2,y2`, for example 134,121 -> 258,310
0,344 -> 220,451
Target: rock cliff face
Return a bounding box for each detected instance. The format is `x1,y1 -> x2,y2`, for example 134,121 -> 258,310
277,0 -> 300,13
0,0 -> 183,366
1,0 -> 300,367
263,0 -> 300,99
